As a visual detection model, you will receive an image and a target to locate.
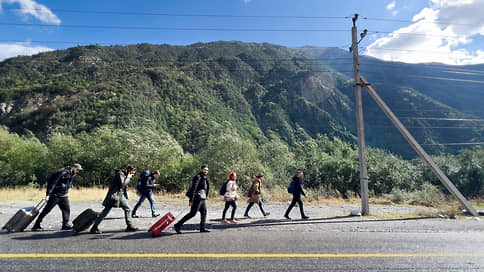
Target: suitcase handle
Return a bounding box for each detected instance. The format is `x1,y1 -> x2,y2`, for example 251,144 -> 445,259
34,199 -> 47,211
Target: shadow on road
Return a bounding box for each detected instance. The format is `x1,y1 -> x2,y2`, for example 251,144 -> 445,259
204,215 -> 438,231
10,230 -> 77,240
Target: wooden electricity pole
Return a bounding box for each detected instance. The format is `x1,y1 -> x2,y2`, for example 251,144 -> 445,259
351,14 -> 369,215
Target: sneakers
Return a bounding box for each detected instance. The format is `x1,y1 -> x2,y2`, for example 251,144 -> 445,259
131,214 -> 139,218
174,224 -> 182,234
152,213 -> 160,217
200,229 -> 211,233
229,219 -> 238,224
302,215 -> 310,220
264,212 -> 271,217
61,224 -> 73,230
283,215 -> 291,220
31,225 -> 42,231
126,224 -> 138,232
90,227 -> 102,234
221,219 -> 230,224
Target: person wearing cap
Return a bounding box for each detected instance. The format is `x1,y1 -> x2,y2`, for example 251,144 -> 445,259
132,170 -> 161,218
243,172 -> 270,218
90,165 -> 138,234
32,163 -> 83,231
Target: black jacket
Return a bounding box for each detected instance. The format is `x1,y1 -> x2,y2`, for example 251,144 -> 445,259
291,176 -> 306,198
187,172 -> 210,202
46,170 -> 76,197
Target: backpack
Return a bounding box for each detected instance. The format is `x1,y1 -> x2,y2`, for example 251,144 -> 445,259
287,180 -> 296,194
219,180 -> 229,196
137,170 -> 151,187
246,186 -> 253,197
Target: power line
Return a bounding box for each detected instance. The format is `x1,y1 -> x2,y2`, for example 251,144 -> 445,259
421,142 -> 484,146
0,22 -> 349,32
2,7 -> 349,20
361,17 -> 481,27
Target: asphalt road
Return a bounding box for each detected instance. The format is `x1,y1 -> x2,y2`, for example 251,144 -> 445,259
1,201 -> 483,271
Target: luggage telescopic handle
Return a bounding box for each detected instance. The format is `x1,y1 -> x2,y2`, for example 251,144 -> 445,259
34,199 -> 47,210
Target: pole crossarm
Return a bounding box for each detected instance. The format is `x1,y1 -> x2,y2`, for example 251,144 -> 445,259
359,75 -> 479,217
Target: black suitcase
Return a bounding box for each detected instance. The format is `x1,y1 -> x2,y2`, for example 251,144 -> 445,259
72,209 -> 98,233
2,199 -> 46,233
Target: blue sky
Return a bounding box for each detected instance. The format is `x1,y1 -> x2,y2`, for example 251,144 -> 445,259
1,0 -> 483,64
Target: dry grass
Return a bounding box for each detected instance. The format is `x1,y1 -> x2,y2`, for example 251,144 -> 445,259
1,187 -> 482,212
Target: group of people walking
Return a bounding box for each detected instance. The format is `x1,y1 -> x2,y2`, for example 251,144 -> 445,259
31,163 -> 309,234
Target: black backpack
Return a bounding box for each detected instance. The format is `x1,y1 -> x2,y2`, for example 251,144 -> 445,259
219,180 -> 229,195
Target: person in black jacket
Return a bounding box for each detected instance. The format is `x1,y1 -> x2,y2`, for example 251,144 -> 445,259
284,171 -> 309,220
32,163 -> 83,231
174,165 -> 211,234
132,170 -> 160,218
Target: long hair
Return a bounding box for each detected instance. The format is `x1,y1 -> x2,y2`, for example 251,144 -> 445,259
227,171 -> 236,181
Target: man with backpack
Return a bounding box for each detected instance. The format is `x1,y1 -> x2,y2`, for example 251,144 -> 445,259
174,165 -> 210,234
32,163 -> 83,231
284,171 -> 309,220
132,170 -> 160,218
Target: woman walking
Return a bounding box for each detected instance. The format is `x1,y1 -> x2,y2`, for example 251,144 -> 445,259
221,172 -> 239,224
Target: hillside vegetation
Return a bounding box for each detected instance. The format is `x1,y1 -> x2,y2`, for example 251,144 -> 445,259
0,42 -> 483,198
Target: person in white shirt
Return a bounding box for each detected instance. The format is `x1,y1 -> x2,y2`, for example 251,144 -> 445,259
221,171 -> 239,224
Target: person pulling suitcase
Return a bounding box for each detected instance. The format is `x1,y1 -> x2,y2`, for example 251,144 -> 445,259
32,163 -> 83,231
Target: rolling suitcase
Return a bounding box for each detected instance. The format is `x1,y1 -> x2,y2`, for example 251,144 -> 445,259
72,208 -> 98,233
149,212 -> 175,237
2,199 -> 46,233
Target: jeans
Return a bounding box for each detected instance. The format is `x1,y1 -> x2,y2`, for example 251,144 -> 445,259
132,190 -> 156,215
244,199 -> 267,216
222,199 -> 237,220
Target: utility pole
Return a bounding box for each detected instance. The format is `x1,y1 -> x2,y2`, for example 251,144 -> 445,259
350,14 -> 369,215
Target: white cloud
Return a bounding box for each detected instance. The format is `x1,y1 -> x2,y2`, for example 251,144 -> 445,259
0,42 -> 54,61
1,0 -> 60,24
386,1 -> 396,10
366,0 -> 484,65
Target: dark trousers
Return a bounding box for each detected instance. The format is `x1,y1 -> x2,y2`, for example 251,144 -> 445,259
244,199 -> 267,216
34,196 -> 70,227
176,198 -> 207,230
222,199 -> 237,220
284,196 -> 306,217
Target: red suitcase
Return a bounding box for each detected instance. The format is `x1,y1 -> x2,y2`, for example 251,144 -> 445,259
149,212 -> 175,237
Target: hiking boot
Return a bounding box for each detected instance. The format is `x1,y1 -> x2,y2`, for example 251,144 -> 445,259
152,213 -> 160,217
126,224 -> 138,232
61,224 -> 73,230
174,224 -> 182,234
221,219 -> 230,224
200,228 -> 211,233
90,227 -> 102,234
31,225 -> 42,231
